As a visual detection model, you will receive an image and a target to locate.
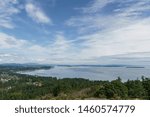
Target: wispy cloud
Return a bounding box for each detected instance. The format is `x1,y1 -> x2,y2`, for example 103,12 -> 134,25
0,0 -> 52,28
1,0 -> 150,64
65,0 -> 150,64
25,2 -> 52,24
115,1 -> 150,17
67,0 -> 150,33
81,0 -> 115,14
0,0 -> 20,28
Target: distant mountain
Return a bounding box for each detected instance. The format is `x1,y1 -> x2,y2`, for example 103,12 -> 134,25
57,64 -> 126,67
0,63 -> 23,66
0,63 -> 145,68
0,63 -> 50,67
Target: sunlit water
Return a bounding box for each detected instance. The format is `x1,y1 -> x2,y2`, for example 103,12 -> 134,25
19,66 -> 150,81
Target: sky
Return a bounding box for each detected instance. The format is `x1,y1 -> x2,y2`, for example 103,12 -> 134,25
0,0 -> 150,65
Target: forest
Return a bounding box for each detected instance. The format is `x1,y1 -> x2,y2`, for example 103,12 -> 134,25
0,65 -> 150,100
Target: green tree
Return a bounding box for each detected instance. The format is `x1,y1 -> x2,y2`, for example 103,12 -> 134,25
125,79 -> 147,99
142,77 -> 150,99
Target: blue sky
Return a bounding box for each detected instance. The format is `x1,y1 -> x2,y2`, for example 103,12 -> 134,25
0,0 -> 150,65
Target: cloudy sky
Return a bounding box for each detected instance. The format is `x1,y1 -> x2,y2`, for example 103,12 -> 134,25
0,0 -> 150,65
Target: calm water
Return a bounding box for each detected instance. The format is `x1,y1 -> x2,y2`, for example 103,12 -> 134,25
19,66 -> 150,81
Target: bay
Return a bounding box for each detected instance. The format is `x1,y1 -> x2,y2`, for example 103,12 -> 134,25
19,66 -> 150,81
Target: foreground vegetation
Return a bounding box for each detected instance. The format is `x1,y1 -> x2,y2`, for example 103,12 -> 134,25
0,65 -> 150,100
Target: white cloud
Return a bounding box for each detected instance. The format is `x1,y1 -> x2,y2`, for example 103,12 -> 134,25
81,0 -> 115,14
116,1 -> 150,17
67,0 -> 150,30
50,34 -> 71,53
0,32 -> 75,64
0,0 -> 20,28
0,0 -> 52,28
25,3 -> 52,24
77,19 -> 150,57
1,0 -> 150,65
0,32 -> 28,49
0,36 -> 42,63
65,0 -> 150,64
81,0 -> 150,15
